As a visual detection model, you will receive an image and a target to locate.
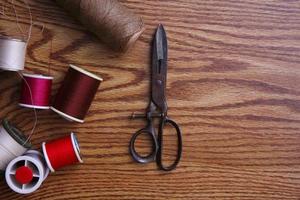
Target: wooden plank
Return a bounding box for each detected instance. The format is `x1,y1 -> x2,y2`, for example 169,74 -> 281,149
0,0 -> 300,199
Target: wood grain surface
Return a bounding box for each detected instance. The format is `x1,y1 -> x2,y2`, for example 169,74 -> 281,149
1,0 -> 300,199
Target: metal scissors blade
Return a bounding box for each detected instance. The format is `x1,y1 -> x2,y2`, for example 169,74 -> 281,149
151,24 -> 168,113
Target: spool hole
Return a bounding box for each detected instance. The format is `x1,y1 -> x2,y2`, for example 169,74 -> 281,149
23,177 -> 39,189
26,161 -> 39,177
11,160 -> 25,173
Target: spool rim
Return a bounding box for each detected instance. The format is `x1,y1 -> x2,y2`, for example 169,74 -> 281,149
19,103 -> 50,110
69,64 -> 103,81
0,65 -> 23,71
26,150 -> 42,157
26,150 -> 50,181
22,73 -> 54,80
71,133 -> 83,163
1,119 -> 31,149
42,142 -> 55,172
0,35 -> 26,43
50,106 -> 84,123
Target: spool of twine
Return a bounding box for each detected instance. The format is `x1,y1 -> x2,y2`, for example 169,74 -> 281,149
55,0 -> 145,53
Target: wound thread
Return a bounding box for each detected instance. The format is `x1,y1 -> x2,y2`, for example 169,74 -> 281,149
51,64 -> 102,123
19,73 -> 53,109
0,36 -> 26,71
0,119 -> 31,171
55,0 -> 145,53
42,132 -> 83,172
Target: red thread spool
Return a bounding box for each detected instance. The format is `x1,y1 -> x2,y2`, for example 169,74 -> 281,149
19,74 -> 53,109
51,64 -> 103,123
42,133 -> 83,172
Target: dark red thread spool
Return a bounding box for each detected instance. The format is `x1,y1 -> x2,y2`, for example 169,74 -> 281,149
51,64 -> 103,123
19,73 -> 53,109
42,133 -> 83,172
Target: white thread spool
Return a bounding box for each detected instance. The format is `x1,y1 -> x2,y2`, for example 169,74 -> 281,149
5,150 -> 50,194
0,119 -> 31,171
0,36 -> 26,71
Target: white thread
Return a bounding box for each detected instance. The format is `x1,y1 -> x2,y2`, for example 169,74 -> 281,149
0,5 -> 45,36
11,0 -> 33,42
0,37 -> 27,71
0,125 -> 28,170
0,0 -> 34,71
11,0 -> 26,40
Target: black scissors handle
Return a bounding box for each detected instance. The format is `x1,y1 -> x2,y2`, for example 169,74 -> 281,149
129,123 -> 158,164
156,117 -> 182,171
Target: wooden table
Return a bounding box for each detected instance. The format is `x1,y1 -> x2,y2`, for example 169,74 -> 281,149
1,0 -> 300,199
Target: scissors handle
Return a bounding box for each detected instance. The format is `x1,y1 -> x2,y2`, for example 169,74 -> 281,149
156,117 -> 182,171
129,125 -> 158,164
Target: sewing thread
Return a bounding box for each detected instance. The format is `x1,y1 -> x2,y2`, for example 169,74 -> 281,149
42,132 -> 83,172
0,119 -> 31,171
19,73 -> 53,109
0,36 -> 26,71
51,64 -> 103,123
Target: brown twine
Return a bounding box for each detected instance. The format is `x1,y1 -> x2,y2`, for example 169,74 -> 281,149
56,0 -> 145,53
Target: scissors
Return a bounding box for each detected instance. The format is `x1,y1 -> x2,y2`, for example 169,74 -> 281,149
129,24 -> 182,171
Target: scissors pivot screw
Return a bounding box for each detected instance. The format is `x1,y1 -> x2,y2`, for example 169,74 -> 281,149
131,112 -> 162,119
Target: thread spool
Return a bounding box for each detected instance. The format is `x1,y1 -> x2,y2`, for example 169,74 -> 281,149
51,64 -> 102,123
0,119 -> 31,172
55,0 -> 145,53
5,150 -> 50,194
19,73 -> 53,109
0,36 -> 26,71
42,133 -> 83,172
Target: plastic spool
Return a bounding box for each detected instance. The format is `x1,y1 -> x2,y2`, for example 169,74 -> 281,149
19,73 -> 53,109
42,132 -> 83,172
5,150 -> 50,194
0,119 -> 31,171
0,36 -> 26,71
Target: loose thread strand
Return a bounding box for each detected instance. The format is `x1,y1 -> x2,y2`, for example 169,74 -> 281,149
48,38 -> 52,76
17,72 -> 37,145
11,0 -> 26,40
23,0 -> 33,45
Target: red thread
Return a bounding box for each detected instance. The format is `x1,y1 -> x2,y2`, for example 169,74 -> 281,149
15,166 -> 33,184
51,65 -> 102,122
43,133 -> 82,171
20,74 -> 53,109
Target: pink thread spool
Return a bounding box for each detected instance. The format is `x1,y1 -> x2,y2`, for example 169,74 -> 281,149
19,73 -> 53,109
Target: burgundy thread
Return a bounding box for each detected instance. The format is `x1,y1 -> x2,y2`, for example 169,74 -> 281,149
51,65 -> 103,123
